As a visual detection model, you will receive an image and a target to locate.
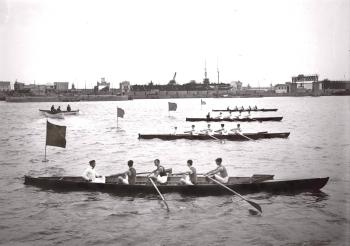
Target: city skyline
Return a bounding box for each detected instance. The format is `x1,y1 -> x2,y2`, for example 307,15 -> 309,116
1,0 -> 349,87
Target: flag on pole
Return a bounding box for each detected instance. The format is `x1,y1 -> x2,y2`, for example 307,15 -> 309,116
117,107 -> 125,118
168,102 -> 177,111
201,99 -> 206,105
46,121 -> 66,148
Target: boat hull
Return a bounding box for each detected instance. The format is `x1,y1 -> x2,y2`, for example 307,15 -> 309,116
138,132 -> 290,141
24,176 -> 329,196
213,108 -> 278,112
186,117 -> 283,122
44,112 -> 64,119
39,109 -> 79,115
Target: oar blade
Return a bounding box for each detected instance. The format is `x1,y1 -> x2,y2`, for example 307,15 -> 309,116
247,200 -> 262,213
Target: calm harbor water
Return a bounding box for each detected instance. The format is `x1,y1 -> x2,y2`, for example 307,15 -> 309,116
0,96 -> 349,245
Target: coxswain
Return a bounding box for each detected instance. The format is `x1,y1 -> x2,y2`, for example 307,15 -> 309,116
184,125 -> 197,135
149,159 -> 168,184
82,160 -> 105,183
56,106 -> 62,112
50,105 -> 55,113
117,160 -> 137,185
206,112 -> 211,119
215,124 -> 227,135
67,104 -> 71,112
230,123 -> 242,133
206,158 -> 229,184
179,160 -> 197,185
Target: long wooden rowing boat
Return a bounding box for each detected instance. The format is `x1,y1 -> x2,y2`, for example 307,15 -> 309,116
24,175 -> 329,196
138,132 -> 290,141
213,108 -> 278,112
186,116 -> 283,122
39,109 -> 79,115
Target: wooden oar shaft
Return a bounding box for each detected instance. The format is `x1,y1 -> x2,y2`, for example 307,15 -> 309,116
149,178 -> 170,212
206,175 -> 262,213
237,132 -> 254,141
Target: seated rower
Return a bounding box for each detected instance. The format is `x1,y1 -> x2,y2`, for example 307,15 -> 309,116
82,160 -> 105,183
234,106 -> 238,111
206,158 -> 229,184
215,112 -> 223,119
179,160 -> 197,185
67,104 -> 71,112
253,105 -> 258,110
184,125 -> 198,135
50,105 -> 56,113
214,124 -> 228,135
200,123 -> 213,135
240,106 -> 244,111
56,106 -> 62,113
149,159 -> 168,184
173,126 -> 178,135
248,105 -> 252,111
223,112 -> 232,119
230,123 -> 242,133
227,106 -> 230,110
117,160 -> 137,185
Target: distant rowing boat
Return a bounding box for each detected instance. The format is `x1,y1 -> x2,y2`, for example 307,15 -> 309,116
213,108 -> 278,112
138,132 -> 290,141
186,116 -> 283,122
24,175 -> 329,196
39,109 -> 79,116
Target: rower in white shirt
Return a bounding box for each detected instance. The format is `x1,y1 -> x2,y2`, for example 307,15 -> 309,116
215,112 -> 223,119
173,126 -> 178,135
230,123 -> 242,133
184,125 -> 198,135
214,124 -> 228,135
224,112 -> 232,119
82,160 -> 105,183
200,123 -> 213,135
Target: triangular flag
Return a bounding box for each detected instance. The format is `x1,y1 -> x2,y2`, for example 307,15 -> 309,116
117,107 -> 125,118
168,102 -> 177,111
46,121 -> 66,148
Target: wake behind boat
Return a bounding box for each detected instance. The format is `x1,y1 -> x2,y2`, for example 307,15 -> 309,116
24,175 -> 329,196
138,132 -> 290,141
186,116 -> 283,122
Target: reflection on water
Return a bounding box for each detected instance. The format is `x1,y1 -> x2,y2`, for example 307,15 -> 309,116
0,96 -> 349,245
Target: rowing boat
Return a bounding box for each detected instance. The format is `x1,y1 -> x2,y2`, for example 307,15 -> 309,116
39,109 -> 79,115
186,116 -> 283,122
138,132 -> 290,141
213,108 -> 278,112
24,175 -> 329,196
44,112 -> 64,119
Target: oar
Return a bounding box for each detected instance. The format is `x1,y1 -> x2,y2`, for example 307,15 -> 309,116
205,175 -> 262,213
237,132 -> 254,141
149,178 -> 170,212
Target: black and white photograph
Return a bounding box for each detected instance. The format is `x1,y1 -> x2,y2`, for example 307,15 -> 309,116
0,0 -> 349,245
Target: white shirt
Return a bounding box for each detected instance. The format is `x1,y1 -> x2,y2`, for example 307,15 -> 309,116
82,166 -> 99,181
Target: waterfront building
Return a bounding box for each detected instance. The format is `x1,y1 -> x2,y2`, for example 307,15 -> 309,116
291,74 -> 318,93
274,84 -> 289,94
14,81 -> 25,91
54,82 -> 69,91
120,81 -> 131,94
0,81 -> 11,91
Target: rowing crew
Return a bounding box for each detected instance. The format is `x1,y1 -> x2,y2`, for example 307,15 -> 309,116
176,124 -> 241,135
50,104 -> 71,113
82,158 -> 229,185
210,111 -> 251,120
226,105 -> 258,111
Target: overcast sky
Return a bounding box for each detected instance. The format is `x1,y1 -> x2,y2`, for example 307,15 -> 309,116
0,0 -> 349,88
